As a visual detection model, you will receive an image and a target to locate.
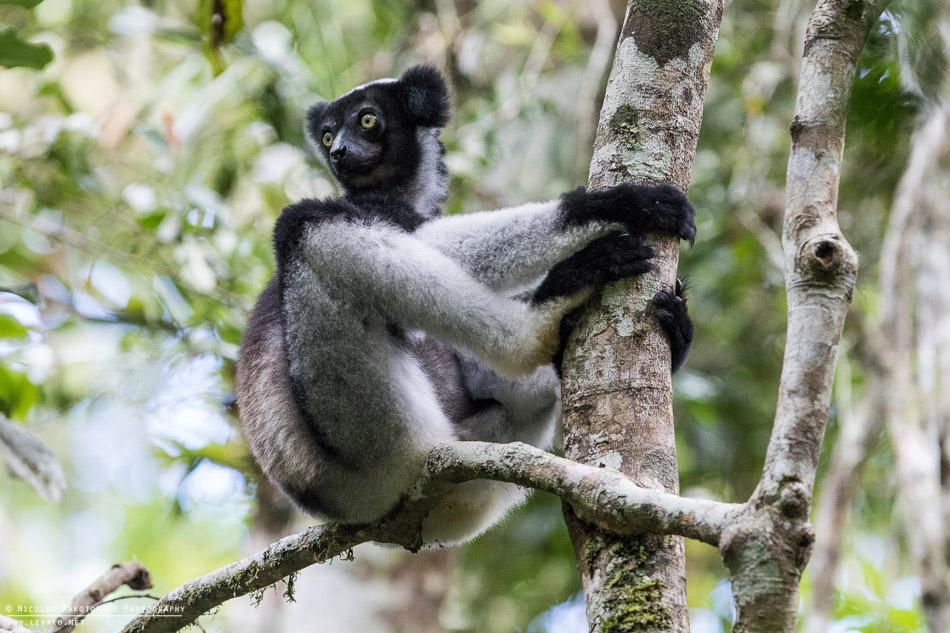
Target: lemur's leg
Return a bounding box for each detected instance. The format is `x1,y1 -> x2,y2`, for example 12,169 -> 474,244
285,212 -> 652,377
454,353 -> 560,447
454,233 -> 658,446
414,185 -> 695,291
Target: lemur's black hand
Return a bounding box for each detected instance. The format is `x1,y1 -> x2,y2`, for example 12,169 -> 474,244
653,278 -> 693,372
561,184 -> 696,245
533,232 -> 654,376
531,232 -> 654,306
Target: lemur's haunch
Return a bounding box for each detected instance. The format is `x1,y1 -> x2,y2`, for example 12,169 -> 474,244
236,66 -> 695,546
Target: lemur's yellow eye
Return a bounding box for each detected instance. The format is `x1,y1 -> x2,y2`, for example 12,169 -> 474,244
360,113 -> 377,129
322,132 -> 333,147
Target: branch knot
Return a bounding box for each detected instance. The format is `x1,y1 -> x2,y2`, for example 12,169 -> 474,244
797,233 -> 858,286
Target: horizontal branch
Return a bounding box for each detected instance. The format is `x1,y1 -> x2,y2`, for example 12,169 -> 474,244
428,442 -> 743,546
121,440 -> 742,633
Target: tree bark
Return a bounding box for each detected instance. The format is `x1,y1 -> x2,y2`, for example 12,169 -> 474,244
559,1 -> 723,630
718,0 -> 886,630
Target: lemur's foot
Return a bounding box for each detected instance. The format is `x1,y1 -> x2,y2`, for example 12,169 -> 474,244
531,232 -> 654,305
653,278 -> 693,372
553,306 -> 584,377
561,184 -> 696,245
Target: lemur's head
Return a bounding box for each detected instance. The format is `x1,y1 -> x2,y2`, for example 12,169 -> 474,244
306,66 -> 450,213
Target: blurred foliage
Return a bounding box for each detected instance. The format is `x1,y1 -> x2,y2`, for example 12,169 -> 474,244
0,0 -> 936,631
0,0 -> 55,69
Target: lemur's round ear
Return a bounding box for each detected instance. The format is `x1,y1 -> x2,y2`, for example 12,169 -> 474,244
400,65 -> 450,128
305,102 -> 329,144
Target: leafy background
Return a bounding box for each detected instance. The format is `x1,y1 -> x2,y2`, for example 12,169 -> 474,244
0,0 -> 926,631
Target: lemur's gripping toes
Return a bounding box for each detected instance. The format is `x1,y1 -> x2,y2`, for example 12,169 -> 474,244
236,66 -> 696,546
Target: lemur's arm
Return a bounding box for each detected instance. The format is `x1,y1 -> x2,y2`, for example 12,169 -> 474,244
414,200 -> 608,292
289,218 -> 573,377
279,202 -> 655,378
414,184 -> 696,291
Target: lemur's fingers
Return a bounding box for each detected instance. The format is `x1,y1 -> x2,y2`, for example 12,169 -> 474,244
653,279 -> 693,372
531,232 -> 654,305
561,184 -> 696,245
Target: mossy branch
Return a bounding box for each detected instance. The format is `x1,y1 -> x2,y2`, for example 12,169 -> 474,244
118,441 -> 743,633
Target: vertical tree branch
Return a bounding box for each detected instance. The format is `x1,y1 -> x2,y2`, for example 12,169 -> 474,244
883,102 -> 950,633
718,0 -> 886,630
560,1 -> 723,630
802,381 -> 884,633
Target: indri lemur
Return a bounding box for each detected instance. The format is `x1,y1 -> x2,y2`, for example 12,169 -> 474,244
236,66 -> 695,545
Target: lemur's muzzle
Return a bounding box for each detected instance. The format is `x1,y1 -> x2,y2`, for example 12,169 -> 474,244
329,130 -> 379,175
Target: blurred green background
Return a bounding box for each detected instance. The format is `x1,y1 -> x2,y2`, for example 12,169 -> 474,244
0,0 -> 928,631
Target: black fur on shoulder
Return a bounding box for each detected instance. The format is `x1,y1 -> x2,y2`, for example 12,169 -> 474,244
531,232 -> 654,305
345,192 -> 431,232
272,199 -> 361,271
560,184 -> 696,245
273,197 -> 430,273
400,65 -> 450,128
653,278 -> 693,372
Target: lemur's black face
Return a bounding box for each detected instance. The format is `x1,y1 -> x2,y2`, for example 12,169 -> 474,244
306,66 -> 450,194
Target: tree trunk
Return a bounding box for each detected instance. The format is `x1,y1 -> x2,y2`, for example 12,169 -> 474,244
560,1 -> 723,630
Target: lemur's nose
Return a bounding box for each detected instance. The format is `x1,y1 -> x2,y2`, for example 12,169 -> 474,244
330,145 -> 347,161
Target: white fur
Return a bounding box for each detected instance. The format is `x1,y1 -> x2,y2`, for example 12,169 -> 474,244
336,77 -> 400,100
415,201 -> 617,291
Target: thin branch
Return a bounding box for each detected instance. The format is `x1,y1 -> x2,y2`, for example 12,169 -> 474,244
428,442 -> 743,545
52,561 -> 153,633
883,102 -> 950,633
720,0 -> 888,631
0,415 -> 66,504
120,441 -> 742,633
0,562 -> 152,633
803,380 -> 884,633
120,523 -> 368,633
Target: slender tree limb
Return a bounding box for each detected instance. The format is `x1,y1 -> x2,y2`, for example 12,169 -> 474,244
719,1 -> 887,630
0,415 -> 66,504
52,561 -> 153,633
802,381 -> 884,633
429,442 -> 744,545
883,102 -> 950,632
120,523 -> 369,633
0,562 -> 152,633
120,441 -> 743,633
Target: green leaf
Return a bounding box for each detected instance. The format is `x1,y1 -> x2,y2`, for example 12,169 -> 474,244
0,366 -> 39,420
0,28 -> 54,70
0,0 -> 45,8
0,314 -> 29,340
